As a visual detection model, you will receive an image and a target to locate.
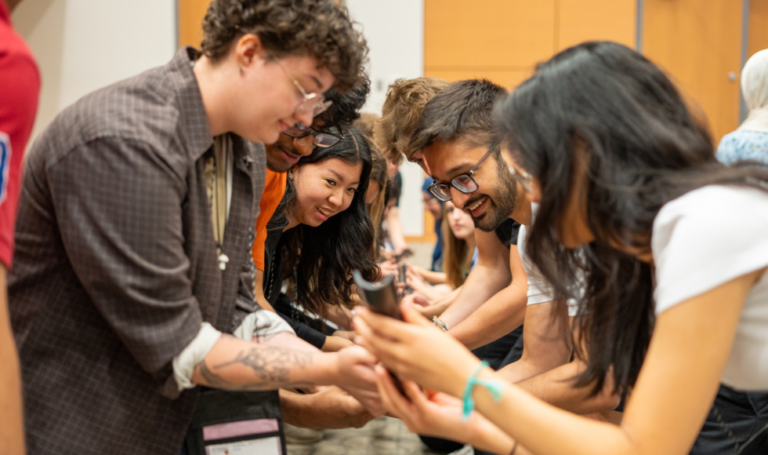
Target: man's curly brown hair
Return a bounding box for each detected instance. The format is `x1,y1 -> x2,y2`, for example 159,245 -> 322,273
200,0 -> 368,92
373,77 -> 449,165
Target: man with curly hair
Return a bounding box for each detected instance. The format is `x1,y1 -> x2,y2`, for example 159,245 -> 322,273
8,1 -> 376,454
374,77 -> 449,171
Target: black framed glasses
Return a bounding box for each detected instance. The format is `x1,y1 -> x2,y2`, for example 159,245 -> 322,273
428,141 -> 500,202
283,124 -> 343,148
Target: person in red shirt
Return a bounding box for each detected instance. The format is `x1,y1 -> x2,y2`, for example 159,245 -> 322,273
0,1 -> 40,454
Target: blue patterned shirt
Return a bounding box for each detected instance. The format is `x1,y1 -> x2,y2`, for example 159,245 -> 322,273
716,130 -> 768,165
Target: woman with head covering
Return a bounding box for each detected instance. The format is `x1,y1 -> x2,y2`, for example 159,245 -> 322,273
718,49 -> 768,164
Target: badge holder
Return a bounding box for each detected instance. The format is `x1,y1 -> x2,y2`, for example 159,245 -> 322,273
184,389 -> 287,455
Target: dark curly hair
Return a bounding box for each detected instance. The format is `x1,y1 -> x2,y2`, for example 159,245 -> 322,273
316,73 -> 371,127
201,0 -> 368,91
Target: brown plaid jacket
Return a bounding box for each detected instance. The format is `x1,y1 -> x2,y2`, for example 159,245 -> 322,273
9,47 -> 266,454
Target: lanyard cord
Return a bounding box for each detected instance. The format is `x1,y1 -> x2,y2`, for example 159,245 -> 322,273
210,135 -> 231,270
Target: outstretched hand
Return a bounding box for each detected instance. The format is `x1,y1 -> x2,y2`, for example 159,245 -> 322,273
376,365 -> 470,439
354,302 -> 480,398
334,345 -> 385,417
376,365 -> 517,454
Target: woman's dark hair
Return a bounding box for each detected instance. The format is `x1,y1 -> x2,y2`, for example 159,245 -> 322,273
276,126 -> 379,316
496,41 -> 768,396
366,141 -> 389,251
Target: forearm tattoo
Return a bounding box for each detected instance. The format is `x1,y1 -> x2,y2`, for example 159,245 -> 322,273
197,336 -> 315,391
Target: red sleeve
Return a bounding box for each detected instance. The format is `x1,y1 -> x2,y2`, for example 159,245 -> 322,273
0,37 -> 41,268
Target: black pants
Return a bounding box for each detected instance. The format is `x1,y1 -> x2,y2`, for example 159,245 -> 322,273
690,384 -> 768,455
419,327 -> 524,454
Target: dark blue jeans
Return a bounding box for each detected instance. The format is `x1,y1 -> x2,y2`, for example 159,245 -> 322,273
690,384 -> 768,455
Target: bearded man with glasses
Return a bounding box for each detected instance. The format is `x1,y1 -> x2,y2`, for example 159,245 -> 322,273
406,79 -> 621,455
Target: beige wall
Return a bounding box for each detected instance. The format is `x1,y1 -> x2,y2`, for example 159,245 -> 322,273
12,0 -> 176,144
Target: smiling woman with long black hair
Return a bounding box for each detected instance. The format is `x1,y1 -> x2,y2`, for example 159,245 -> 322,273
263,126 -> 380,352
354,41 -> 768,455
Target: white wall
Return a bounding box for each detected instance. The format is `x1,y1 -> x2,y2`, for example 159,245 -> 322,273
12,0 -> 177,143
346,0 -> 426,237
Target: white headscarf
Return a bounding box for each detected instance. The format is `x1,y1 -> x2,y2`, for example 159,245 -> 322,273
739,49 -> 768,134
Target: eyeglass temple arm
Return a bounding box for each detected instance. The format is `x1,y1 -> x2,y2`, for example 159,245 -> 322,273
469,147 -> 495,175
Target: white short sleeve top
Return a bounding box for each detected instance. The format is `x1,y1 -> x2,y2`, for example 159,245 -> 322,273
653,185 -> 768,391
518,205 -> 579,316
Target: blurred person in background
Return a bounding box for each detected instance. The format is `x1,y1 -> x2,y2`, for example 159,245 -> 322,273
423,177 -> 445,272
352,113 -> 389,253
0,0 -> 40,453
383,160 -> 408,255
407,201 -> 477,305
365,145 -> 389,253
718,49 -> 768,165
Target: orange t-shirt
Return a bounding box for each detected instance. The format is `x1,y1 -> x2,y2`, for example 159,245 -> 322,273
252,169 -> 287,270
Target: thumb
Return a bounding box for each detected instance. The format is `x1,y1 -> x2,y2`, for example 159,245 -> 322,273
343,344 -> 379,364
412,295 -> 430,307
400,302 -> 432,327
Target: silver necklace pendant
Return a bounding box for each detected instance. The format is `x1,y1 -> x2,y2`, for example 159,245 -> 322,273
218,253 -> 229,271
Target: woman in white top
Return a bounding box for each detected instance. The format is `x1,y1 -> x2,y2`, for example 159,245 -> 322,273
354,41 -> 768,455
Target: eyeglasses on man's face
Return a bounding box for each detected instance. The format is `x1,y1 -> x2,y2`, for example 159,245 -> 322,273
507,163 -> 534,194
277,61 -> 332,117
502,149 -> 534,194
283,123 -> 343,148
427,141 -> 500,202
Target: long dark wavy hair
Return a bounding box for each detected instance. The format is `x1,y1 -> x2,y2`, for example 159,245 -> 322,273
496,41 -> 768,396
274,126 -> 379,316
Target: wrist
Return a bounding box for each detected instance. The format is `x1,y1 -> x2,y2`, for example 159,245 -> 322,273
303,352 -> 338,386
431,316 -> 449,332
450,357 -> 484,398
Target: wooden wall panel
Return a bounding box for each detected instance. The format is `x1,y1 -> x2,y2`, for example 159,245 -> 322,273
423,69 -> 533,91
425,0 -> 638,90
748,0 -> 768,59
642,0 -> 743,144
557,0 -> 636,51
178,0 -> 211,49
425,0 -> 555,70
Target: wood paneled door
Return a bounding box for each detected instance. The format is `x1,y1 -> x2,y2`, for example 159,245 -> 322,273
641,0 -> 743,145
424,0 -> 636,90
178,0 -> 211,49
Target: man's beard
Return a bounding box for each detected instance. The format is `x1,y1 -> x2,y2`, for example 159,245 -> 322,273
265,143 -> 300,173
469,160 -> 518,232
